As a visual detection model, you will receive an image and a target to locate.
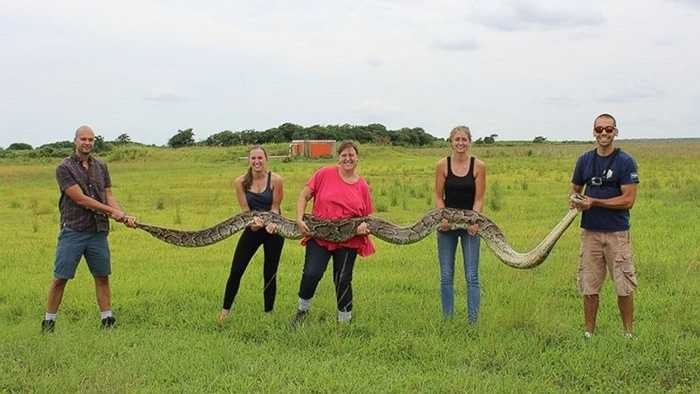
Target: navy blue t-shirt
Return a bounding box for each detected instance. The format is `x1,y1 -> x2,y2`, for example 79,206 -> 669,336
571,148 -> 639,231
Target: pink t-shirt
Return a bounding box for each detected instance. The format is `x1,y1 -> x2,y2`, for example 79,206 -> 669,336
303,166 -> 375,257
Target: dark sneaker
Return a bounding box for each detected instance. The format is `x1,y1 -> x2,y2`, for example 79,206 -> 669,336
291,310 -> 308,327
41,319 -> 55,333
101,316 -> 116,329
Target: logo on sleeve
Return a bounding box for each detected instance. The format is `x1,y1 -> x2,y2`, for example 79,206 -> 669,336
630,172 -> 640,183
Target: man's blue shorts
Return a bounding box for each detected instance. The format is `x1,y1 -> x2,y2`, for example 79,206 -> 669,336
54,227 -> 111,279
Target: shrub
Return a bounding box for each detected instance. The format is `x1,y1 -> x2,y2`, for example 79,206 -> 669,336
38,141 -> 73,149
8,142 -> 33,150
169,129 -> 195,148
108,148 -> 149,162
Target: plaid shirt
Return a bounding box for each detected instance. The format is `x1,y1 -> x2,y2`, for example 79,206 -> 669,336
56,153 -> 112,232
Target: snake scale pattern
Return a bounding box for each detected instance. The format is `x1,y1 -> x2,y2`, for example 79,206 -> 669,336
136,201 -> 581,269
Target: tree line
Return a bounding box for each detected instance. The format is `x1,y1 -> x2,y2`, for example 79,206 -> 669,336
1,123 -> 553,158
0,123 -> 440,156
0,134 -> 136,158
168,123 -> 437,148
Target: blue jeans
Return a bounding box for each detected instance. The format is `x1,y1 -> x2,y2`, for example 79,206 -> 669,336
437,230 -> 480,322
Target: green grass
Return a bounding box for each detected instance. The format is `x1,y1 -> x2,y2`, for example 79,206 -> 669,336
1,142 -> 699,392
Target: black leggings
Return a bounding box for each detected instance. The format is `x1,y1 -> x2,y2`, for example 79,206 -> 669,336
298,239 -> 357,312
222,228 -> 284,311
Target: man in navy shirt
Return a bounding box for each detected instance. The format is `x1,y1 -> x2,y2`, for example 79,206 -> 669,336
570,113 -> 639,339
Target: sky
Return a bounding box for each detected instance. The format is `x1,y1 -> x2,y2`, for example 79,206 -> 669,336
1,0 -> 699,147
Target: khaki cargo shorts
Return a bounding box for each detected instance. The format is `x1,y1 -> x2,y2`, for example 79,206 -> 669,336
577,229 -> 637,296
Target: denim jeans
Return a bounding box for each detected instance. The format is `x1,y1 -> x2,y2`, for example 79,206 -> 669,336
298,239 -> 357,312
437,229 -> 480,322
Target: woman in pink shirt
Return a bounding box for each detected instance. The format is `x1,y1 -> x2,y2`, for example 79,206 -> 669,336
293,140 -> 375,324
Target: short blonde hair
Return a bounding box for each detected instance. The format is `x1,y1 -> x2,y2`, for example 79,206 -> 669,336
449,126 -> 472,142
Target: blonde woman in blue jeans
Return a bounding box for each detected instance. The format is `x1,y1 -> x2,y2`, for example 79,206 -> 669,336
434,126 -> 486,323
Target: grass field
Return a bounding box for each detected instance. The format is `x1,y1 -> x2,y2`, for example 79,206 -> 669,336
1,141 -> 698,392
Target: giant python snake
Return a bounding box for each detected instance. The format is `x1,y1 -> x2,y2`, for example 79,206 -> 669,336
135,195 -> 584,269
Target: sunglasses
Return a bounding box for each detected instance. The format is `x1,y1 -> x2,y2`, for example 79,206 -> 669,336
594,126 -> 616,134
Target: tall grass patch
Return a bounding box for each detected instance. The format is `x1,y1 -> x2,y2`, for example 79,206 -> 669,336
1,141 -> 698,392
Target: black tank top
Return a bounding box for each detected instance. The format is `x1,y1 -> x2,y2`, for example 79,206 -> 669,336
245,172 -> 273,211
444,156 -> 476,210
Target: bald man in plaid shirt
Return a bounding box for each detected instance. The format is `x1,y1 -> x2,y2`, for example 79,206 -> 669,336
41,125 -> 137,333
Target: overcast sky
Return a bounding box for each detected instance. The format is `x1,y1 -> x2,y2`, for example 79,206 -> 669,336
2,0 -> 699,147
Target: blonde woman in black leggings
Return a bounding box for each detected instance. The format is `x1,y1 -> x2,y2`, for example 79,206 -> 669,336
218,145 -> 284,323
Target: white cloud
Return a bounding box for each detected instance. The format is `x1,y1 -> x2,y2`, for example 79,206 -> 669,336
470,1 -> 605,31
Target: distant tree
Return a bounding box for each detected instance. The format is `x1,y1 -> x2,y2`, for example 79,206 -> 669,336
278,123 -> 304,141
474,137 -> 484,145
373,135 -> 391,145
367,123 -> 389,144
291,129 -> 310,140
204,130 -> 237,146
116,133 -> 131,144
482,136 -> 495,144
238,129 -> 259,145
414,127 -> 435,145
38,141 -> 73,149
93,135 -> 109,152
307,124 -> 332,140
31,141 -> 74,158
260,128 -> 287,143
532,136 -> 547,143
8,142 -> 33,150
367,123 -> 387,134
343,124 -> 373,143
168,128 -> 195,148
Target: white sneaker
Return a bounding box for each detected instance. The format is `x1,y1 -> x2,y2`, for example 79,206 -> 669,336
623,332 -> 635,340
583,331 -> 593,339
337,310 -> 352,323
